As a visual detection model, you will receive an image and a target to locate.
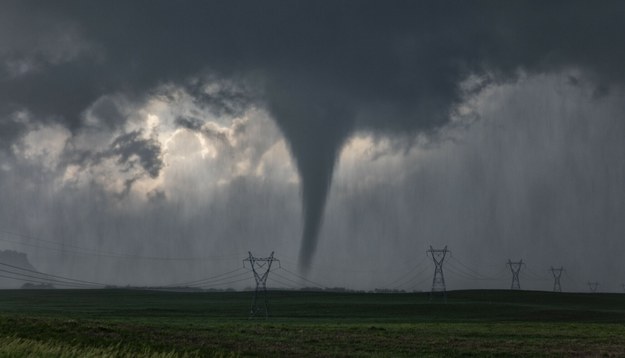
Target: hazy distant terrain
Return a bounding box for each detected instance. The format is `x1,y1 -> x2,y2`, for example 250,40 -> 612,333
0,250 -> 36,289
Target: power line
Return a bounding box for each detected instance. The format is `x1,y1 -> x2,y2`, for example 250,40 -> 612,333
523,265 -> 551,281
0,228 -> 242,262
408,275 -> 432,292
279,255 -> 424,274
386,259 -> 428,287
163,267 -> 247,287
196,276 -> 252,288
439,260 -> 510,291
391,272 -> 430,289
0,273 -> 98,288
267,277 -> 298,290
564,270 -> 584,286
519,271 -> 551,282
0,268 -> 100,288
279,266 -> 328,289
184,271 -> 252,288
267,274 -> 300,289
449,256 -> 501,280
445,262 -> 486,281
389,271 -> 429,289
446,261 -> 490,280
0,262 -> 105,287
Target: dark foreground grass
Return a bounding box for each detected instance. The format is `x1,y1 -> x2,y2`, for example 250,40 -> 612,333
1,289 -> 625,356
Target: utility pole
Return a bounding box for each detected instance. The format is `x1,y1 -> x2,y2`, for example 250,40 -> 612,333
587,281 -> 599,293
243,251 -> 279,318
427,246 -> 450,301
507,259 -> 524,290
550,266 -> 564,292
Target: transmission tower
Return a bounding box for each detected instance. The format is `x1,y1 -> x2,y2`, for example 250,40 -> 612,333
427,246 -> 450,301
507,259 -> 524,290
550,266 -> 564,292
587,281 -> 599,293
243,251 -> 279,318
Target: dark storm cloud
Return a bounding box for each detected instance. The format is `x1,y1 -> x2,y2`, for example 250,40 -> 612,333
61,128 -> 164,192
185,78 -> 258,118
1,0 -> 625,269
174,117 -> 203,132
108,131 -> 163,179
88,96 -> 126,130
0,114 -> 29,152
174,116 -> 230,146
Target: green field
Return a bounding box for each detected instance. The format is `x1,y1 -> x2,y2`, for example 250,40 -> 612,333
1,289 -> 625,357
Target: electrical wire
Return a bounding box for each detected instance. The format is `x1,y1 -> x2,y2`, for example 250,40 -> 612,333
520,266 -> 551,281
0,262 -> 105,287
409,275 -> 432,291
445,263 -> 483,281
163,267 -> 247,287
0,273 -> 98,288
448,256 -> 500,280
523,265 -> 551,280
183,271 -> 252,288
0,228 -> 243,262
0,269 -> 99,288
391,271 -> 431,289
195,276 -> 252,288
270,271 -> 315,289
386,258 -> 428,287
446,260 -> 507,281
267,276 -> 299,289
389,271 -> 428,289
279,266 -> 328,289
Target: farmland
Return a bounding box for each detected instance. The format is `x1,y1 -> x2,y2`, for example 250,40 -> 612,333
1,289 -> 625,356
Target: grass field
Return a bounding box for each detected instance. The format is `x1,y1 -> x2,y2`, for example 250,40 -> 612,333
1,289 -> 625,357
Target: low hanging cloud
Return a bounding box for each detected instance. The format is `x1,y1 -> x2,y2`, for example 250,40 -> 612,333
1,1 -> 625,274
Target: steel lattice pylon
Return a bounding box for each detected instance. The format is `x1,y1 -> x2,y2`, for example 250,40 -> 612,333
550,266 -> 564,292
427,245 -> 450,301
243,251 -> 279,318
507,259 -> 524,290
587,281 -> 599,293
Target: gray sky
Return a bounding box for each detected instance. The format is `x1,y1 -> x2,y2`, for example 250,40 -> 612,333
1,1 -> 625,291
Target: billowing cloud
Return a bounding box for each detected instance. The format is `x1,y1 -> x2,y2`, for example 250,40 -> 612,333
1,1 -> 625,277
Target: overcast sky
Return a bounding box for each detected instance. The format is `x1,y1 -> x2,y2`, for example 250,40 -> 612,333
1,1 -> 625,292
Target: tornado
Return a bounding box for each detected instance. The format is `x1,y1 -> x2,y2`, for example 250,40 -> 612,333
268,89 -> 353,272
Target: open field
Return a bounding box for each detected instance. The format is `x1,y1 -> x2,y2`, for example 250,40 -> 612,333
1,289 -> 625,357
